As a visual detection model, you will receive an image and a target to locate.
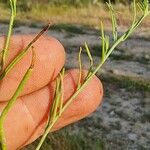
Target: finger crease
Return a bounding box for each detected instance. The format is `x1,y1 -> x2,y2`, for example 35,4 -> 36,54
20,97 -> 36,126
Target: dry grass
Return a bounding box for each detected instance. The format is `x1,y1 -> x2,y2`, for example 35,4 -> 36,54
0,2 -> 150,30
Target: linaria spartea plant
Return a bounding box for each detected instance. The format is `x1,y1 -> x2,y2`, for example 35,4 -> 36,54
0,0 -> 149,150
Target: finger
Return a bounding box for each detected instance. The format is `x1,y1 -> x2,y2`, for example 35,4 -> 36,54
1,69 -> 103,150
0,35 -> 65,101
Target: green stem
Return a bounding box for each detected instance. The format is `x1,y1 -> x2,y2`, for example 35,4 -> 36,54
77,47 -> 82,89
0,23 -> 50,81
36,9 -> 149,149
35,118 -> 57,150
0,51 -> 35,150
0,0 -> 16,72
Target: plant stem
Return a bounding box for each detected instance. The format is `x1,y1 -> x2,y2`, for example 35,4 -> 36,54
36,7 -> 149,149
35,117 -> 57,150
0,0 -> 16,72
0,23 -> 50,81
0,50 -> 35,150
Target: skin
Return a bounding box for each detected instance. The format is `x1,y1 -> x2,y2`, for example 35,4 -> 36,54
0,35 -> 103,150
0,35 -> 65,101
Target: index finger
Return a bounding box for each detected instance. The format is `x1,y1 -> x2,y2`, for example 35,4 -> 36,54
0,35 -> 65,101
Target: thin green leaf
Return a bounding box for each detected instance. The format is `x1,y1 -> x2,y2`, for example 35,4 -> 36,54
59,68 -> 65,116
143,0 -> 149,14
100,21 -> 105,63
104,35 -> 110,53
84,42 -> 94,79
132,0 -> 137,25
106,0 -> 118,41
0,49 -> 35,150
77,47 -> 83,89
137,3 -> 144,13
85,42 -> 93,68
0,0 -> 17,72
137,0 -> 149,15
0,23 -> 51,81
51,77 -> 61,121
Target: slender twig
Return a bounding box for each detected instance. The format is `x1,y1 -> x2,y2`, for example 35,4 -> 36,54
0,49 -> 36,150
0,0 -> 17,72
106,0 -> 118,41
58,68 -> 65,116
77,47 -> 83,89
0,23 -> 51,81
36,1 -> 150,149
100,21 -> 105,62
0,0 -> 149,150
84,42 -> 94,79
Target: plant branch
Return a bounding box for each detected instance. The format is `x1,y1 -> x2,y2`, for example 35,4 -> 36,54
0,49 -> 35,150
0,23 -> 50,81
36,1 -> 150,149
0,0 -> 17,72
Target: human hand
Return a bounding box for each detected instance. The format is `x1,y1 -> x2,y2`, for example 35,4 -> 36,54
0,35 -> 103,150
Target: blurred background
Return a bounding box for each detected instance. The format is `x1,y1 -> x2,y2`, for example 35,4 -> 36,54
0,0 -> 150,28
0,0 -> 150,150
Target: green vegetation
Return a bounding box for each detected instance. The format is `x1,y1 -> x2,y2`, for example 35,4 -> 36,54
24,128 -> 104,150
1,0 -> 144,6
0,0 -> 149,149
36,1 -> 150,148
101,73 -> 150,92
87,45 -> 149,65
0,0 -> 150,28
